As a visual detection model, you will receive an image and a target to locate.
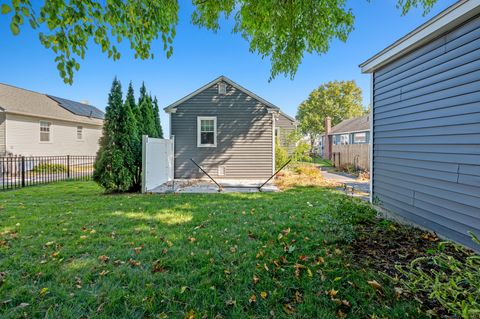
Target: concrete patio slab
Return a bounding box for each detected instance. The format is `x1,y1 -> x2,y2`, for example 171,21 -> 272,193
150,179 -> 279,194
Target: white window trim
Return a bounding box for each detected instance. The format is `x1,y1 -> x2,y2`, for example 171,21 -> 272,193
197,116 -> 217,147
39,120 -> 52,143
76,125 -> 84,141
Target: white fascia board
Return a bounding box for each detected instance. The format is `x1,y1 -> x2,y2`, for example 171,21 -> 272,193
163,75 -> 281,112
360,0 -> 480,73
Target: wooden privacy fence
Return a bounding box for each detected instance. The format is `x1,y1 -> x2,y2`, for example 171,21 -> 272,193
0,155 -> 95,191
332,144 -> 370,171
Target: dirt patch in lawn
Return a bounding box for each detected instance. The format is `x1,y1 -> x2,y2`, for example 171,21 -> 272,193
350,219 -> 474,318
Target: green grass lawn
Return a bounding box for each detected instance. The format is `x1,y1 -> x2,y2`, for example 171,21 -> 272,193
0,182 -> 426,318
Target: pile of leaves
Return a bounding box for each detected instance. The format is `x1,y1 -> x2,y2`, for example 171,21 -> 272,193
275,164 -> 339,190
350,219 -> 479,318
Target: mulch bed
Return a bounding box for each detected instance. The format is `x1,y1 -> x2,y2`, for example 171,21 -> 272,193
350,219 -> 473,318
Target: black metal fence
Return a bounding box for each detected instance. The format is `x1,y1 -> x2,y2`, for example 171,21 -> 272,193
0,155 -> 95,191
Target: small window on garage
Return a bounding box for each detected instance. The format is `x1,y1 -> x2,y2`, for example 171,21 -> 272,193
197,116 -> 217,147
77,126 -> 83,140
40,121 -> 51,142
218,82 -> 227,95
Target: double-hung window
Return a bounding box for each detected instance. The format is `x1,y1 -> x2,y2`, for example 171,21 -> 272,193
40,121 -> 51,142
197,116 -> 216,147
77,126 -> 83,140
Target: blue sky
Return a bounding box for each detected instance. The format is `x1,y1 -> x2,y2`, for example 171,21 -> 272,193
0,0 -> 454,133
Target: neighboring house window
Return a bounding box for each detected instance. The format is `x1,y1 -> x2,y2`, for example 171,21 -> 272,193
353,132 -> 367,144
340,134 -> 349,145
197,116 -> 217,147
40,121 -> 51,142
77,126 -> 83,140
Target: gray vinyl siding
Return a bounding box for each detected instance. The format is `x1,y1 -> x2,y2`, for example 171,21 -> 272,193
0,113 -> 5,154
372,15 -> 480,250
275,113 -> 296,153
171,82 -> 273,179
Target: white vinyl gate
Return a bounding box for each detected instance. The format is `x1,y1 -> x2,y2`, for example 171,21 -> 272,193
141,136 -> 174,193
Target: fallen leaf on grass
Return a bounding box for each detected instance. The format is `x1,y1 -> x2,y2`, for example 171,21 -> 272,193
128,259 -> 140,267
98,255 -> 109,263
225,299 -> 236,306
152,259 -> 165,273
367,280 -> 383,291
39,287 -> 49,296
16,302 -> 29,309
184,309 -> 195,319
1,299 -> 11,305
113,259 -> 124,266
260,291 -> 268,299
187,237 -> 196,243
180,286 -> 188,294
134,245 -> 144,254
294,291 -> 303,303
394,287 -> 403,299
421,233 -> 439,242
327,289 -> 338,298
75,277 -> 82,289
283,303 -> 295,314
99,270 -> 109,277
253,275 -> 260,285
249,294 -> 257,304
336,309 -> 347,319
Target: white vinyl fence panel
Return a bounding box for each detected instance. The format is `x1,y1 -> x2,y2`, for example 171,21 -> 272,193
142,136 -> 174,192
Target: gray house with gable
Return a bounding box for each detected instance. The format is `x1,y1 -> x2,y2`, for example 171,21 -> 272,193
164,76 -> 296,180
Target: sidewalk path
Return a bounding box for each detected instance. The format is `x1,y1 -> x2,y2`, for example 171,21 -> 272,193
320,168 -> 370,201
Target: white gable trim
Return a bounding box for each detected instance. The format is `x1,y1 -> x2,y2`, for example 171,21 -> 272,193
360,0 -> 480,73
164,76 -> 281,113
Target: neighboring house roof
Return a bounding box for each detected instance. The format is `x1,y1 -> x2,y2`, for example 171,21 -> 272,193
0,83 -> 104,125
48,95 -> 104,120
279,111 -> 297,124
330,115 -> 370,135
360,0 -> 480,73
164,75 -> 281,112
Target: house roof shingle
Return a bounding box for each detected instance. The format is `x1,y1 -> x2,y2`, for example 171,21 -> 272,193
330,115 -> 370,134
0,83 -> 104,126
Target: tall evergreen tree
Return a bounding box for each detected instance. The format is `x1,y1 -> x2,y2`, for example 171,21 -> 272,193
126,82 -> 137,113
93,78 -> 136,192
117,94 -> 140,191
153,97 -> 163,138
139,95 -> 158,138
136,82 -> 148,135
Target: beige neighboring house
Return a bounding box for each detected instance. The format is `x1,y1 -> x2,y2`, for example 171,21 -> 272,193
0,83 -> 104,156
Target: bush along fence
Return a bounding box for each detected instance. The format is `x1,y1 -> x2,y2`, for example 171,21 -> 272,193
0,155 -> 95,190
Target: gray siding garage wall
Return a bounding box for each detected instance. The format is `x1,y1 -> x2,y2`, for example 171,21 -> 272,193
171,82 -> 273,179
275,113 -> 296,153
372,15 -> 480,250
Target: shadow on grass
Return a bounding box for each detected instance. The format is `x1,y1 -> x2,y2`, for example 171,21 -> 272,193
0,181 -> 424,319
